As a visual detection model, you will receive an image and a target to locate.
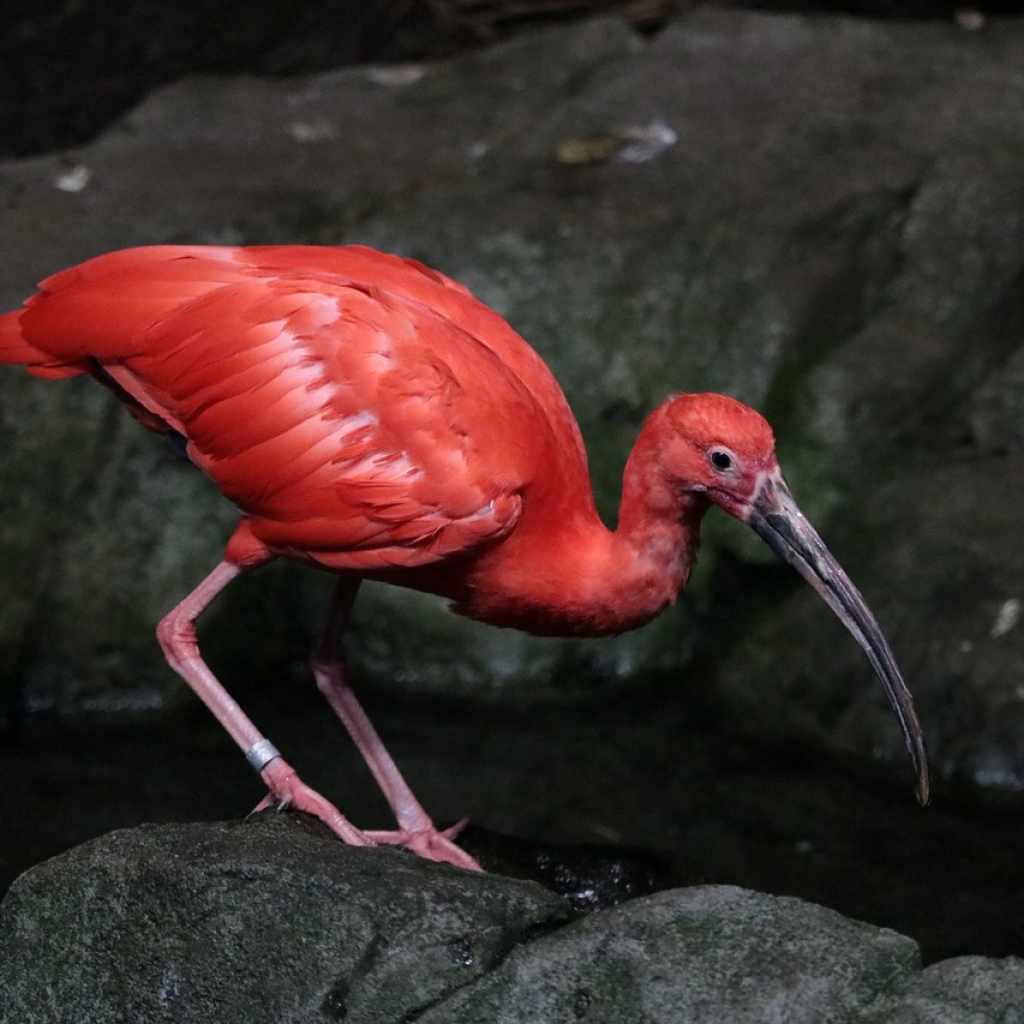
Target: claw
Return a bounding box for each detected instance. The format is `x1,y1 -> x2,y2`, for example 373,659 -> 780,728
259,757 -> 374,847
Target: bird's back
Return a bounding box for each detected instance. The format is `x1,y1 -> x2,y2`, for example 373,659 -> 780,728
0,246 -> 599,574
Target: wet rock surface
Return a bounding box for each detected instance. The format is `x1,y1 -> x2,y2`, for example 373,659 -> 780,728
0,816 -> 570,1024
3,815 -> 1021,1023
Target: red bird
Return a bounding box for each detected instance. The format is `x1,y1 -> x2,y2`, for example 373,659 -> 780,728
0,245 -> 929,871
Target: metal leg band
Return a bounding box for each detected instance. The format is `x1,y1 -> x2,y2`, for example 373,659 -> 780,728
245,739 -> 282,773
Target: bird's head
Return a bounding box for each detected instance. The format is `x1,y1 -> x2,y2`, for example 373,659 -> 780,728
655,392 -> 779,518
652,392 -> 930,805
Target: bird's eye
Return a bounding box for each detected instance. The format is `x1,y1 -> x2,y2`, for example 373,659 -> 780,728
709,449 -> 734,472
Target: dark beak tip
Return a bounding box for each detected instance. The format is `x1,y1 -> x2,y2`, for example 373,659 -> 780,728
916,775 -> 931,807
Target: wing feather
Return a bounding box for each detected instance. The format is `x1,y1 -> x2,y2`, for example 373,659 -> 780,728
138,275 -> 537,567
4,245 -> 599,570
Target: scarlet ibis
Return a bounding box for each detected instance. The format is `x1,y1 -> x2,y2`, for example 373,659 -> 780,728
0,245 -> 929,871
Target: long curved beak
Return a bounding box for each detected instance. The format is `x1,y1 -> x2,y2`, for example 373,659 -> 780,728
745,472 -> 930,805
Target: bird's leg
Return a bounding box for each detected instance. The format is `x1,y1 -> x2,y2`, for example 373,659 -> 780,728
312,578 -> 481,871
156,558 -> 372,848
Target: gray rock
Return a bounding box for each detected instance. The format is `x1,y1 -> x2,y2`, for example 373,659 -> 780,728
3,818 -> 1019,1023
418,884 -> 920,1024
863,955 -> 1024,1023
2,9 -> 1024,798
0,818 -> 916,1022
0,816 -> 571,1024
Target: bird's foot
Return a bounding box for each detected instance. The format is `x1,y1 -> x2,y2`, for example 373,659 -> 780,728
253,759 -> 481,870
364,821 -> 481,872
255,757 -> 374,848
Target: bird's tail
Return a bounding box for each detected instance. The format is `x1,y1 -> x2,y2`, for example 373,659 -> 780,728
0,306 -> 84,379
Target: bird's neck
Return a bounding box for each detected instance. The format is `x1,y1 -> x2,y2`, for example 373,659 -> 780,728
606,431 -> 710,627
443,434 -> 708,639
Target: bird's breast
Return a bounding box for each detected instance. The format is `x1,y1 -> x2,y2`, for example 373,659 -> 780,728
418,516 -> 685,639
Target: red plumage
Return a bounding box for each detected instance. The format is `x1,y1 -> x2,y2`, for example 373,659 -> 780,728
1,246 -> 595,581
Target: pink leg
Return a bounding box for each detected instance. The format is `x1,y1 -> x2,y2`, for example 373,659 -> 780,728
156,557 -> 372,848
311,579 -> 481,871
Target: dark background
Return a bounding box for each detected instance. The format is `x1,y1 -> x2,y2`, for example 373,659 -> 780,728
2,0 -> 1022,159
